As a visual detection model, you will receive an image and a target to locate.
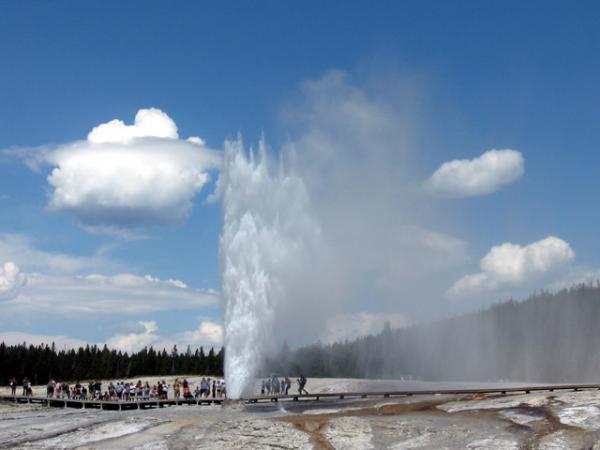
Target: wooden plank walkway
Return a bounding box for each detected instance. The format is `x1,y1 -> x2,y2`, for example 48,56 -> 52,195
243,383 -> 600,404
2,383 -> 600,410
0,395 -> 223,410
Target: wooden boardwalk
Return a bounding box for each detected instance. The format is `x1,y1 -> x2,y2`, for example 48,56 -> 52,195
244,383 -> 600,404
2,383 -> 600,410
0,395 -> 223,410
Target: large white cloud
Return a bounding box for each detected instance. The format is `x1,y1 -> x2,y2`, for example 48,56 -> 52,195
448,236 -> 575,298
426,149 -> 524,197
17,108 -> 221,230
0,261 -> 26,300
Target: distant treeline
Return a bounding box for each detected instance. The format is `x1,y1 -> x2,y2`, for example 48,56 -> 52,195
268,283 -> 600,383
0,343 -> 224,385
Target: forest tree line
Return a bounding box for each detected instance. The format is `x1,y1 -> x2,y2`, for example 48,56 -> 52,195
0,343 -> 224,386
268,283 -> 600,383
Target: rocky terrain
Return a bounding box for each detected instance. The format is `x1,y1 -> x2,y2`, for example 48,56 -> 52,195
2,378 -> 600,449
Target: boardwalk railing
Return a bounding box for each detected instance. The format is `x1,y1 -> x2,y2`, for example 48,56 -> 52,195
243,383 -> 600,404
2,383 -> 600,410
0,395 -> 223,410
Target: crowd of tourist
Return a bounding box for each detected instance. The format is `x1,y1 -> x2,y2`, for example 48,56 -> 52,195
7,376 -> 227,401
8,374 -> 308,400
261,374 -> 308,395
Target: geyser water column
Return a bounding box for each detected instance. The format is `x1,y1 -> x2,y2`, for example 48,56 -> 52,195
219,137 -> 322,399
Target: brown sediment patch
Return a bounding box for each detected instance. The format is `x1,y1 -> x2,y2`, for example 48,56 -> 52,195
279,398 -> 453,449
449,397 -> 593,448
284,416 -> 334,450
280,393 -> 598,449
520,403 -> 597,447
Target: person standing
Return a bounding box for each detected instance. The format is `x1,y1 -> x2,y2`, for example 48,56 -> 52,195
173,379 -> 180,399
22,377 -> 29,396
183,379 -> 190,398
284,376 -> 291,396
162,380 -> 169,399
47,380 -> 55,398
9,377 -> 16,396
212,379 -> 216,398
297,373 -> 308,395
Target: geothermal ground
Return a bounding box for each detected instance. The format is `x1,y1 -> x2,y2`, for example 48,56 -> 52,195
2,378 -> 600,449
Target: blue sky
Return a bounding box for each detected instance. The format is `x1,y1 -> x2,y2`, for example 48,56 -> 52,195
1,1 -> 599,350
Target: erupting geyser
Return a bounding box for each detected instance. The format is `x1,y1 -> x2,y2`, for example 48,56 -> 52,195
219,137 -> 322,399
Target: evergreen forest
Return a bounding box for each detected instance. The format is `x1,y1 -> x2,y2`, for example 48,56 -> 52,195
0,343 -> 223,386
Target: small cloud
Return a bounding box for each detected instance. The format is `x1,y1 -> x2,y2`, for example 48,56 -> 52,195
106,320 -> 161,353
426,149 -> 524,197
175,321 -> 224,346
0,261 -> 27,300
448,236 -> 575,298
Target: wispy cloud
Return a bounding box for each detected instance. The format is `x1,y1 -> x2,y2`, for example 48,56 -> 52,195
0,233 -> 115,274
4,272 -> 218,316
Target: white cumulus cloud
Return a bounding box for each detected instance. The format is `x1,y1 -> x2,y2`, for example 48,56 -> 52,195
175,320 -> 223,345
0,261 -> 26,300
426,149 -> 524,197
106,320 -> 162,353
87,108 -> 178,144
448,236 -> 575,298
12,108 -> 221,231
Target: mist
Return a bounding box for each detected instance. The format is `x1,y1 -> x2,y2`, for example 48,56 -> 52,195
218,71 -> 473,397
270,284 -> 600,384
